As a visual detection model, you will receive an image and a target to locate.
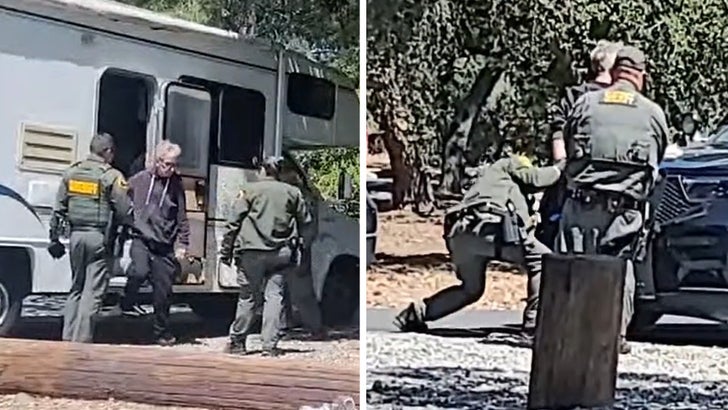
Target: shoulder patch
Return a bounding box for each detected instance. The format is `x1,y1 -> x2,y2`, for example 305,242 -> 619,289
516,155 -> 533,168
600,90 -> 636,106
116,176 -> 128,190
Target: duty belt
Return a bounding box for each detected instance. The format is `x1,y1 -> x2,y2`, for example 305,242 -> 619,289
70,223 -> 107,231
567,188 -> 641,212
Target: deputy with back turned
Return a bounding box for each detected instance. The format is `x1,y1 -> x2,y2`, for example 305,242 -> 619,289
395,154 -> 564,336
220,156 -> 312,357
49,133 -> 132,343
537,40 -> 622,247
556,45 -> 669,354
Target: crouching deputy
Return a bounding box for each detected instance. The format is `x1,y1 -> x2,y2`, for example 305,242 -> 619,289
395,154 -> 564,335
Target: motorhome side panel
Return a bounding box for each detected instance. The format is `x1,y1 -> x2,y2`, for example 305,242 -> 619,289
282,56 -> 334,147
0,10 -> 279,144
0,10 -> 279,293
0,31 -> 99,293
334,88 -> 360,147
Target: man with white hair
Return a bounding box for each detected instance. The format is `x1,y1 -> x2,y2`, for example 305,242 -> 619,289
121,140 -> 190,346
537,39 -> 623,247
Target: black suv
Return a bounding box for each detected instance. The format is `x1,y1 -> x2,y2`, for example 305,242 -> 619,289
631,124 -> 728,330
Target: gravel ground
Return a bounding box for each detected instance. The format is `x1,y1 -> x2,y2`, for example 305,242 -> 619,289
366,331 -> 728,409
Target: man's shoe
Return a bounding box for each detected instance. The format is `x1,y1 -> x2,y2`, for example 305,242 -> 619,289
309,328 -> 329,341
122,304 -> 149,318
394,302 -> 429,333
619,337 -> 632,355
225,340 -> 247,355
155,334 -> 177,347
261,348 -> 282,357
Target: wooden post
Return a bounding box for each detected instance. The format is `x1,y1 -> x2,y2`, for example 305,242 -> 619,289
0,338 -> 359,409
528,253 -> 626,410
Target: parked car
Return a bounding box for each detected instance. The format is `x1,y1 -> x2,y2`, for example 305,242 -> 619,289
630,118 -> 728,331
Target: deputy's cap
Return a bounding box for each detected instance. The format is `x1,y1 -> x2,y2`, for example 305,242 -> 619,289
614,45 -> 647,71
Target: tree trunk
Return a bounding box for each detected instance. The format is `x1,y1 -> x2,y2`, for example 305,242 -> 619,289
438,67 -> 503,197
528,253 -> 625,410
0,338 -> 359,410
380,129 -> 410,209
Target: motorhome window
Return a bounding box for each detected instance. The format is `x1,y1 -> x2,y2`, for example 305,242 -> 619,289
218,86 -> 266,168
97,69 -> 155,177
287,73 -> 335,120
164,85 -> 212,176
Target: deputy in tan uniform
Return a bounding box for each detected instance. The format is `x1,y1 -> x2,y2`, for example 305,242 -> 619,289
49,133 -> 132,343
220,156 -> 312,356
557,45 -> 669,354
395,154 -> 564,335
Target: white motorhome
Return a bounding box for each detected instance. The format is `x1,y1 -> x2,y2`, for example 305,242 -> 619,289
0,0 -> 360,334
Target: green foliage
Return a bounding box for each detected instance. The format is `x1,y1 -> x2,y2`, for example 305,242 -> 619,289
294,145 -> 360,220
368,0 -> 728,196
122,0 -> 359,81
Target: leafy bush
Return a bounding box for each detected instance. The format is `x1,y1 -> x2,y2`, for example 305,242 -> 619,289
368,0 -> 728,207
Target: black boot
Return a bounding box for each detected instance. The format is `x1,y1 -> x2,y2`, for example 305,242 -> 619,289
261,347 -> 282,357
619,336 -> 631,355
225,339 -> 247,355
393,302 -> 429,333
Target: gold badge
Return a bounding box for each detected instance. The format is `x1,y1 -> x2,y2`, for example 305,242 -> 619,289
68,179 -> 99,196
601,90 -> 636,106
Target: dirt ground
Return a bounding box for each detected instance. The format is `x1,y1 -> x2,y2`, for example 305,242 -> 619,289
366,209 -> 527,311
0,394 -> 206,410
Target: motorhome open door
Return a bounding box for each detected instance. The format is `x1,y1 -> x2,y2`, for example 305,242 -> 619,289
159,81 -> 213,285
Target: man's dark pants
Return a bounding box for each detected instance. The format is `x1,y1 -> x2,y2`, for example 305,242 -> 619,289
124,238 -> 178,338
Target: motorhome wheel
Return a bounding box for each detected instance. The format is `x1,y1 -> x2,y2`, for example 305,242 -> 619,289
0,272 -> 22,336
320,256 -> 359,327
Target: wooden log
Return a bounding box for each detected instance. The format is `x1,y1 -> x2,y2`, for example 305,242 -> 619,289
528,253 -> 625,410
0,338 -> 359,409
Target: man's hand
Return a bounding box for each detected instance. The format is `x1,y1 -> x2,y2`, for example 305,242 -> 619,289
553,158 -> 567,172
220,254 -> 232,267
175,247 -> 187,260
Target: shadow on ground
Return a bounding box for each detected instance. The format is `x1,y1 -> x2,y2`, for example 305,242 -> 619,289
13,296 -> 359,346
370,253 -> 522,276
371,252 -> 451,268
367,366 -> 728,409
415,322 -> 728,349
